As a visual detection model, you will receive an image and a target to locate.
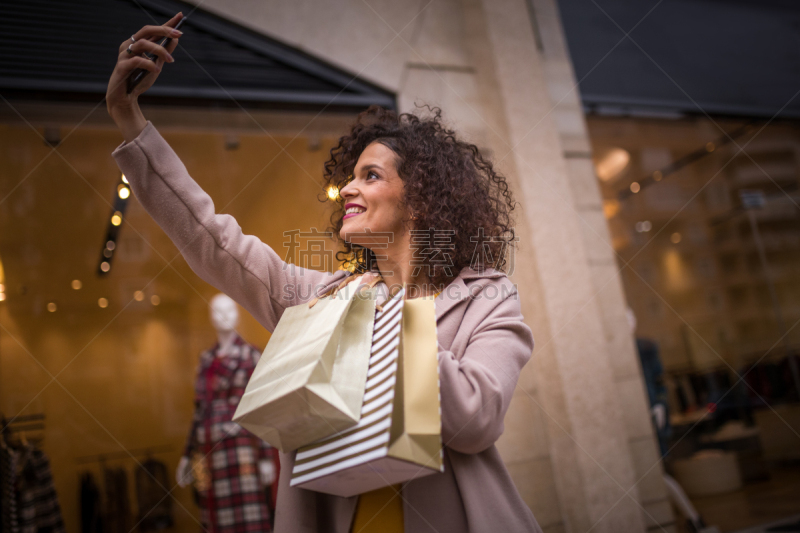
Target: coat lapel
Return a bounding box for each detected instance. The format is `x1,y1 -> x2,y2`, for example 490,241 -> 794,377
435,267 -> 506,322
334,267 -> 507,322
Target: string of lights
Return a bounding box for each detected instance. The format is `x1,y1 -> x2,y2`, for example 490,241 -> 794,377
97,174 -> 131,276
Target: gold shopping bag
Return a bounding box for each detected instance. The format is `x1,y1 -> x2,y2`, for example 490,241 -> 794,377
233,275 -> 380,451
290,287 -> 443,497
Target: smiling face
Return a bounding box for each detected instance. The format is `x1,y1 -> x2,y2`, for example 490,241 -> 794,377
338,141 -> 410,248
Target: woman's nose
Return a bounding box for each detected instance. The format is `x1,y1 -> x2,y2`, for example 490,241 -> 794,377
339,180 -> 356,198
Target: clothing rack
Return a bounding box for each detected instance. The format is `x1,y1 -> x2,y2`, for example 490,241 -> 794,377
5,422 -> 45,432
74,444 -> 173,465
1,412 -> 45,446
0,412 -> 65,530
1,412 -> 45,429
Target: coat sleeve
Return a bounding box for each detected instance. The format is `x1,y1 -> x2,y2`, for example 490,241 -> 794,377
437,288 -> 534,454
111,121 -> 347,332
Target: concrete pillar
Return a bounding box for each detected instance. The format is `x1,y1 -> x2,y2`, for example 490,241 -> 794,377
468,0 -> 651,530
529,0 -> 675,530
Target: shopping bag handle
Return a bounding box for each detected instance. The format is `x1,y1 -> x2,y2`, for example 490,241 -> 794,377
376,281 -> 405,313
308,273 -> 383,308
356,273 -> 384,294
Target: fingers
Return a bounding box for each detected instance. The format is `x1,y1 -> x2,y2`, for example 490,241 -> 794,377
125,56 -> 161,74
130,24 -> 182,43
164,36 -> 179,55
356,272 -> 382,293
163,12 -> 183,29
131,14 -> 183,43
125,39 -> 175,63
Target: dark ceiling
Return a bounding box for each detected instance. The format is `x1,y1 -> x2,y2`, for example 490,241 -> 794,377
556,0 -> 800,119
0,0 -> 395,112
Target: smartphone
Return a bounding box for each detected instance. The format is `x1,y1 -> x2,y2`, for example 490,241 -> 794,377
126,16 -> 188,94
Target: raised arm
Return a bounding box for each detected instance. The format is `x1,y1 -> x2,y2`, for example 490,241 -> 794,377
111,123 -> 344,330
437,285 -> 534,454
106,14 -> 345,331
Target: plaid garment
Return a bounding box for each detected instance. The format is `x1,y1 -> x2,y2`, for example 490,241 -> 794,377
184,336 -> 274,533
16,447 -> 65,533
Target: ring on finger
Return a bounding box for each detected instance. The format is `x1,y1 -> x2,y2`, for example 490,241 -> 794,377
126,44 -> 134,54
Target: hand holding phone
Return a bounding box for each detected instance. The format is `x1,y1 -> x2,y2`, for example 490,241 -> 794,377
126,15 -> 188,94
107,13 -> 185,142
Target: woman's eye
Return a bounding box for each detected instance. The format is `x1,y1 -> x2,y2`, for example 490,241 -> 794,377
367,171 -> 379,180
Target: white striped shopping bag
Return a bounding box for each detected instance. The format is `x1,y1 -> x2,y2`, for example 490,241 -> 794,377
290,287 -> 443,497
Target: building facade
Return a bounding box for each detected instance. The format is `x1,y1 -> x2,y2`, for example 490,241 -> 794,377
0,1 -> 668,531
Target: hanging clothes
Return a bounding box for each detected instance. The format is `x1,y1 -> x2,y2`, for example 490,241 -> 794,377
135,459 -> 173,531
16,447 -> 65,533
184,335 -> 273,533
635,338 -> 671,458
79,473 -> 102,533
1,442 -> 20,533
103,467 -> 131,533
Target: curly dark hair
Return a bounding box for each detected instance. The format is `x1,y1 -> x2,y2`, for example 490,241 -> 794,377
321,105 -> 518,288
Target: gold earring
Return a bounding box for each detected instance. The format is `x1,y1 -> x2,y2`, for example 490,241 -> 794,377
410,214 -> 418,221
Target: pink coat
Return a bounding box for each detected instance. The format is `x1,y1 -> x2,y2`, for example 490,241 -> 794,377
113,122 -> 542,533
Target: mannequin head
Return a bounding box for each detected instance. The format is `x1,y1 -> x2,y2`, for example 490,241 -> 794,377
210,293 -> 239,333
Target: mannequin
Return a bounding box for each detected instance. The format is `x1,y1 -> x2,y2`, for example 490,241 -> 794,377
626,309 -> 719,533
626,307 -> 668,448
177,294 -> 276,532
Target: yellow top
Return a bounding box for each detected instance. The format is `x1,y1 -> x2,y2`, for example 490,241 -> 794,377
351,485 -> 404,533
351,289 -> 440,533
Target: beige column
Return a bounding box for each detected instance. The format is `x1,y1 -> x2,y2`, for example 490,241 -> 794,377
470,0 -> 649,531
529,0 -> 675,530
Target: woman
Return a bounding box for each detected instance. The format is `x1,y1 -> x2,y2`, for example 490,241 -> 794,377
107,13 -> 542,533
